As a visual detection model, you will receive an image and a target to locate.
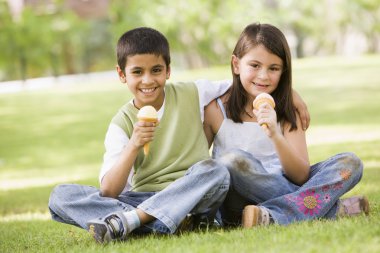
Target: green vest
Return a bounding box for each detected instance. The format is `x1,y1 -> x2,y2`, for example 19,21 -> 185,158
111,82 -> 210,192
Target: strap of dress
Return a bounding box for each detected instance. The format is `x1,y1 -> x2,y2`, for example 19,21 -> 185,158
216,98 -> 227,119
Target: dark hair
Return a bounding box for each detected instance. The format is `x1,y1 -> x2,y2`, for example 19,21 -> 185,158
226,23 -> 297,130
117,27 -> 170,73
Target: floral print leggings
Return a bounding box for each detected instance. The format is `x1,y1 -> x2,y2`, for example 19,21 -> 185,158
217,149 -> 363,225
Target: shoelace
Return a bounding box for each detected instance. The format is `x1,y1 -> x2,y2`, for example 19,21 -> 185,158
104,214 -> 125,239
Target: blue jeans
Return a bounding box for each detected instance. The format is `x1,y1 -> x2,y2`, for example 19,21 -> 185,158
217,149 -> 363,225
48,159 -> 230,234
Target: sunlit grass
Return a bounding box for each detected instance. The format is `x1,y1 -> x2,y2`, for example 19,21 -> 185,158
1,216 -> 379,253
0,212 -> 51,222
0,165 -> 97,190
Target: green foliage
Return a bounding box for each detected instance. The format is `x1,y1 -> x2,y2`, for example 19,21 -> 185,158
1,1 -> 380,80
0,55 -> 379,252
0,2 -> 111,80
344,0 -> 380,52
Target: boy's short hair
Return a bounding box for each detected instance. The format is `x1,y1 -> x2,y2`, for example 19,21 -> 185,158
117,27 -> 170,72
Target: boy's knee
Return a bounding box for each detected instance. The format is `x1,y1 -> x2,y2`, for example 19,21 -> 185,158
50,184 -> 63,199
49,184 -> 70,208
217,164 -> 230,186
192,159 -> 230,183
51,183 -> 69,196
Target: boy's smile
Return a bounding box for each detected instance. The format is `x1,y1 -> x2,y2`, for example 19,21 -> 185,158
117,54 -> 170,111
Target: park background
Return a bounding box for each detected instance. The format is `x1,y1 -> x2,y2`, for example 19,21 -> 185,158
1,0 -> 380,81
1,0 -> 380,252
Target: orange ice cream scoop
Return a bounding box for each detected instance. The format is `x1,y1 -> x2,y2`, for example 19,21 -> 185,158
137,106 -> 158,155
252,93 -> 275,129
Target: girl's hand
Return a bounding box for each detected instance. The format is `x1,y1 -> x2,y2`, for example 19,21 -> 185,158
130,121 -> 158,150
253,103 -> 280,138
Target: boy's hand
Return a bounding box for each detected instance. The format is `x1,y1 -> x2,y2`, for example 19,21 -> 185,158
292,90 -> 310,130
130,121 -> 158,149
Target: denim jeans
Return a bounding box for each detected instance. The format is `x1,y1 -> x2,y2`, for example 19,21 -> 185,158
217,149 -> 363,225
48,159 -> 230,234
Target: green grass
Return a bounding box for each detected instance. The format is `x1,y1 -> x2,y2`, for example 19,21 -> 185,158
1,54 -> 380,252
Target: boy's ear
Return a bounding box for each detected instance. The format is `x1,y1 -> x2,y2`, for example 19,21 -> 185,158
116,65 -> 126,83
166,65 -> 171,79
231,55 -> 240,75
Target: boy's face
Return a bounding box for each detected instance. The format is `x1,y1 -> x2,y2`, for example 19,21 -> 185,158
117,54 -> 170,110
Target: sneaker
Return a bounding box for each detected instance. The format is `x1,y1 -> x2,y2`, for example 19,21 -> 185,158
87,211 -> 130,243
176,214 -> 195,234
242,205 -> 271,228
176,213 -> 221,234
337,195 -> 370,217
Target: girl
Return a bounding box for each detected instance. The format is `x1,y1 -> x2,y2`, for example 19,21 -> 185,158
203,23 -> 369,227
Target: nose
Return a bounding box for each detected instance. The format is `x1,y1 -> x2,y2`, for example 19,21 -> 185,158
257,68 -> 268,80
142,73 -> 153,84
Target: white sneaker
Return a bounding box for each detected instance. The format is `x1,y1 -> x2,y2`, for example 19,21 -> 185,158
87,211 -> 130,243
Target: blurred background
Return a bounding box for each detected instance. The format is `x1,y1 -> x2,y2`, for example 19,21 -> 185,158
1,3 -> 380,250
1,0 -> 379,82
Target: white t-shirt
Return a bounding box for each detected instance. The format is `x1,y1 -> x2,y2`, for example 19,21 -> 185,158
212,98 -> 282,175
99,79 -> 231,192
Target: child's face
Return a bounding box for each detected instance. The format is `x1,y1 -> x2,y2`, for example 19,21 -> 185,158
232,44 -> 283,101
117,54 -> 170,110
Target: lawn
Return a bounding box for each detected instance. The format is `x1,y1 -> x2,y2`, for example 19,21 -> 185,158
1,55 -> 380,253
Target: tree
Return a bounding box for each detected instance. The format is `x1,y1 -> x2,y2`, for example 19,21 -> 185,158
343,0 -> 380,53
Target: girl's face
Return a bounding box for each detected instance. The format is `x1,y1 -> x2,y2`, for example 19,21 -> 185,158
232,44 -> 283,102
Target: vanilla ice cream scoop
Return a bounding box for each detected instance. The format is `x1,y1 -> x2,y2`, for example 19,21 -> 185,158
252,93 -> 275,129
137,105 -> 158,155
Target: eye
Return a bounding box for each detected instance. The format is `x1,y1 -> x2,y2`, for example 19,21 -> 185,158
250,64 -> 260,69
131,69 -> 142,75
270,67 -> 281,71
152,67 -> 163,74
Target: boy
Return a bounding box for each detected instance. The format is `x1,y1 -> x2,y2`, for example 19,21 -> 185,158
49,27 -> 231,243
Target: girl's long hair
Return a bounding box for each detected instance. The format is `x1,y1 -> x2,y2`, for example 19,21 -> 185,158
226,23 -> 297,130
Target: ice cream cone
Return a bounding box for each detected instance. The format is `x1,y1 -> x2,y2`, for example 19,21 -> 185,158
252,93 -> 275,129
137,106 -> 158,155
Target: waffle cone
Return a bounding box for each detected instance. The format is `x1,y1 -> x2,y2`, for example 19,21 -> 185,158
137,106 -> 158,156
252,93 -> 275,129
137,117 -> 157,156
